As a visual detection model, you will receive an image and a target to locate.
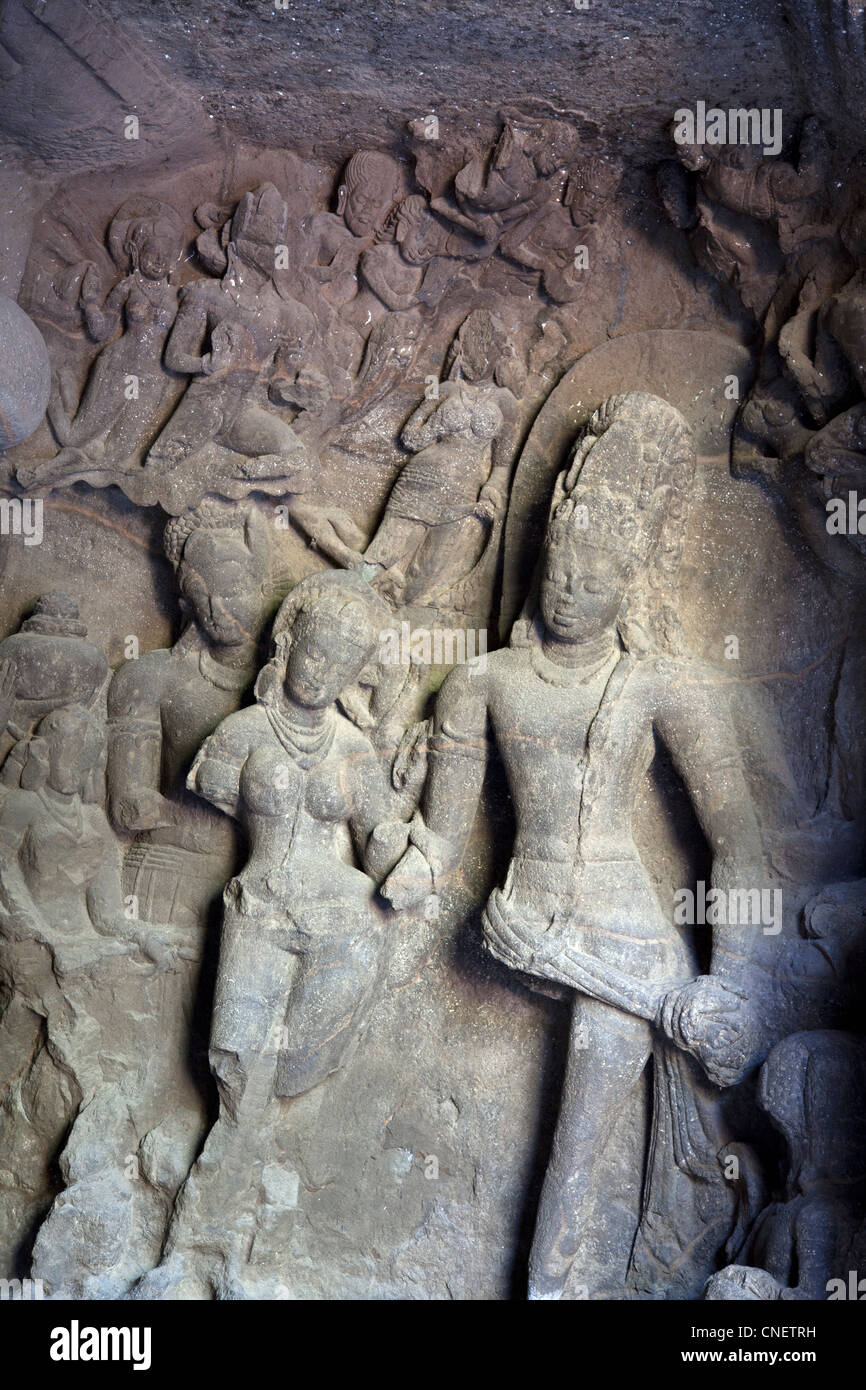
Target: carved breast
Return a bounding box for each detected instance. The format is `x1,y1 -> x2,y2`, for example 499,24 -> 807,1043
240,743 -> 353,824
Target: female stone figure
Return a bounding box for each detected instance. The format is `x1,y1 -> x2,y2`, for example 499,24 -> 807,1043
191,569 -> 406,1100
19,198 -> 184,490
133,570 -> 413,1297
383,392 -> 770,1299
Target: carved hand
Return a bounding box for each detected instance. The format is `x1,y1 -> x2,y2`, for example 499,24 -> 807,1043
271,366 -> 331,413
381,845 -> 435,911
79,261 -> 102,308
475,485 -> 503,524
482,906 -> 546,975
127,925 -> 192,974
117,788 -> 177,832
657,974 -> 759,1087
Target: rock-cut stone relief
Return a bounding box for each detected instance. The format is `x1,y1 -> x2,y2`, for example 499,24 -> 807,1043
383,391 -> 774,1297
2,93 -> 866,1303
129,570 -> 424,1297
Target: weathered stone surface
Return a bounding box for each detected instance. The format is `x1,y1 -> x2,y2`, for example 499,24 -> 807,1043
0,293 -> 49,449
1,0 -> 865,1308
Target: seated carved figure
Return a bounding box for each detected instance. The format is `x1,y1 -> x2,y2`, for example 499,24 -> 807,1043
0,705 -> 174,977
705,1031 -> 866,1301
132,570 -> 416,1298
659,116 -> 828,319
355,194 -> 486,326
301,149 -> 403,314
383,392 -> 771,1298
430,117 -> 579,259
0,592 -> 107,772
496,156 -> 623,304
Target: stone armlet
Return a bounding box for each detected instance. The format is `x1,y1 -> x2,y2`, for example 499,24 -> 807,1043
109,717 -> 161,744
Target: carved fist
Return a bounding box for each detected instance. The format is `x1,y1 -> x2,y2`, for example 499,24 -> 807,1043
381,845 -> 435,911
206,321 -> 256,375
475,485 -> 503,524
657,975 -> 758,1087
128,926 -> 187,975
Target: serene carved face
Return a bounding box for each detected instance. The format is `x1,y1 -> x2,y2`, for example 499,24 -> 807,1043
127,220 -> 176,280
180,533 -> 264,648
540,539 -> 632,642
283,612 -> 371,710
344,162 -> 400,238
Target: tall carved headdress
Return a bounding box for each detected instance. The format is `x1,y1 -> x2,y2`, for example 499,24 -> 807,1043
535,391 -> 695,654
163,499 -> 271,576
163,500 -> 273,647
195,183 -> 289,276
548,392 -> 693,561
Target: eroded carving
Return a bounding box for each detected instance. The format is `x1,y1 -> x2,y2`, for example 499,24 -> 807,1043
131,570 -> 421,1297
382,392 -> 773,1298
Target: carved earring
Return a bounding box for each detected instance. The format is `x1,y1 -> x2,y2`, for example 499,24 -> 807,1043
273,629 -> 293,666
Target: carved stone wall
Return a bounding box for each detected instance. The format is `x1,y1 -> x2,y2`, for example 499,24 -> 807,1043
1,0 -> 865,1302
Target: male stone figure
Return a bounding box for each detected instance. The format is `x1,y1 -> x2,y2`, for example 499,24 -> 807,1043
108,502 -> 272,936
384,392 -> 769,1298
302,149 -> 403,316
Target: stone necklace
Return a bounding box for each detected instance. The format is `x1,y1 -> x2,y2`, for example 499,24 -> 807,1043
264,700 -> 335,771
531,632 -> 620,689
